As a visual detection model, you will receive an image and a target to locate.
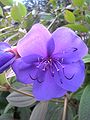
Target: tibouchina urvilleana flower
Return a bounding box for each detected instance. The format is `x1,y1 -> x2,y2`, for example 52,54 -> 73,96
0,42 -> 16,73
12,24 -> 88,100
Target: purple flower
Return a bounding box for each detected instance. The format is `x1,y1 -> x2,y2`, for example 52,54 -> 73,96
12,24 -> 88,100
0,42 -> 15,73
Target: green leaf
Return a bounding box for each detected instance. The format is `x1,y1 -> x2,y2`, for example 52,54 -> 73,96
11,2 -> 27,22
0,92 -> 9,109
0,6 -> 3,16
0,0 -> 13,6
39,12 -> 54,21
85,14 -> 90,24
0,113 -> 13,120
79,84 -> 90,120
65,24 -> 88,32
64,10 -> 75,23
45,101 -> 63,120
83,54 -> 90,63
45,101 -> 73,120
0,73 -> 8,85
19,107 -> 31,120
6,86 -> 36,107
70,88 -> 84,101
73,0 -> 86,7
30,102 -> 48,120
49,0 -> 56,8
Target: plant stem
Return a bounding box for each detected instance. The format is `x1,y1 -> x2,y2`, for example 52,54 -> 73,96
10,86 -> 34,98
62,95 -> 68,120
47,16 -> 58,30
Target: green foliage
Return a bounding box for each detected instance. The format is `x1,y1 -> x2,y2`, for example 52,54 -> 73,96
79,84 -> 90,120
64,10 -> 75,23
0,6 -> 3,16
11,2 -> 27,22
0,0 -> 90,120
6,86 -> 36,107
0,0 -> 13,6
66,24 -> 88,32
72,0 -> 86,7
83,54 -> 90,63
0,73 -> 8,86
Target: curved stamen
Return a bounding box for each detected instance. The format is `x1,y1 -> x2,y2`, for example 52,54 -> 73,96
53,62 -> 60,71
63,68 -> 75,80
49,62 -> 54,77
53,58 -> 64,68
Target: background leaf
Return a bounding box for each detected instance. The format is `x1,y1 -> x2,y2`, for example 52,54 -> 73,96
0,113 -> 13,120
66,24 -> 88,32
72,0 -> 86,7
11,2 -> 27,22
79,84 -> 90,120
0,0 -> 13,6
30,102 -> 48,120
6,86 -> 36,107
64,10 -> 75,23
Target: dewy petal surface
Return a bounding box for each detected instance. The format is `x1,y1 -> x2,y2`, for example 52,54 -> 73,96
52,27 -> 88,62
55,60 -> 85,92
17,23 -> 51,57
33,71 -> 66,101
12,58 -> 38,84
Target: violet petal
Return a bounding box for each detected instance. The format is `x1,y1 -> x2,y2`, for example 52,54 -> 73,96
55,60 -> 85,92
33,71 -> 66,101
12,58 -> 38,84
52,27 -> 88,62
17,23 -> 51,57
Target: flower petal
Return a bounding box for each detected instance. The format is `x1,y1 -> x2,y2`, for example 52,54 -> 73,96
22,54 -> 42,64
33,71 -> 66,101
52,27 -> 88,62
0,51 -> 15,73
17,23 -> 51,57
55,60 -> 85,92
47,38 -> 55,56
0,42 -> 11,51
12,58 -> 38,84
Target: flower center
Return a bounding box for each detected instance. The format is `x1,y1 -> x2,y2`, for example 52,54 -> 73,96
29,54 -> 75,83
36,56 -> 64,76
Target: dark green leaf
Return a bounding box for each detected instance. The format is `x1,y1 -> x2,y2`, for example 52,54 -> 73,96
30,102 -> 48,120
45,101 -> 63,120
18,107 -> 31,120
79,84 -> 90,120
6,86 -> 36,107
0,113 -> 13,120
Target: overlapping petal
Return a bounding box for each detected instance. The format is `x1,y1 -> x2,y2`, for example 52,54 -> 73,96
55,60 -> 85,92
0,42 -> 11,51
17,24 -> 51,57
33,71 -> 66,100
0,42 -> 15,73
12,58 -> 38,84
52,27 -> 88,62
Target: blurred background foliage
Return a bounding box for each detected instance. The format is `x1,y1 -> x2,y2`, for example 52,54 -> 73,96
0,0 -> 90,120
